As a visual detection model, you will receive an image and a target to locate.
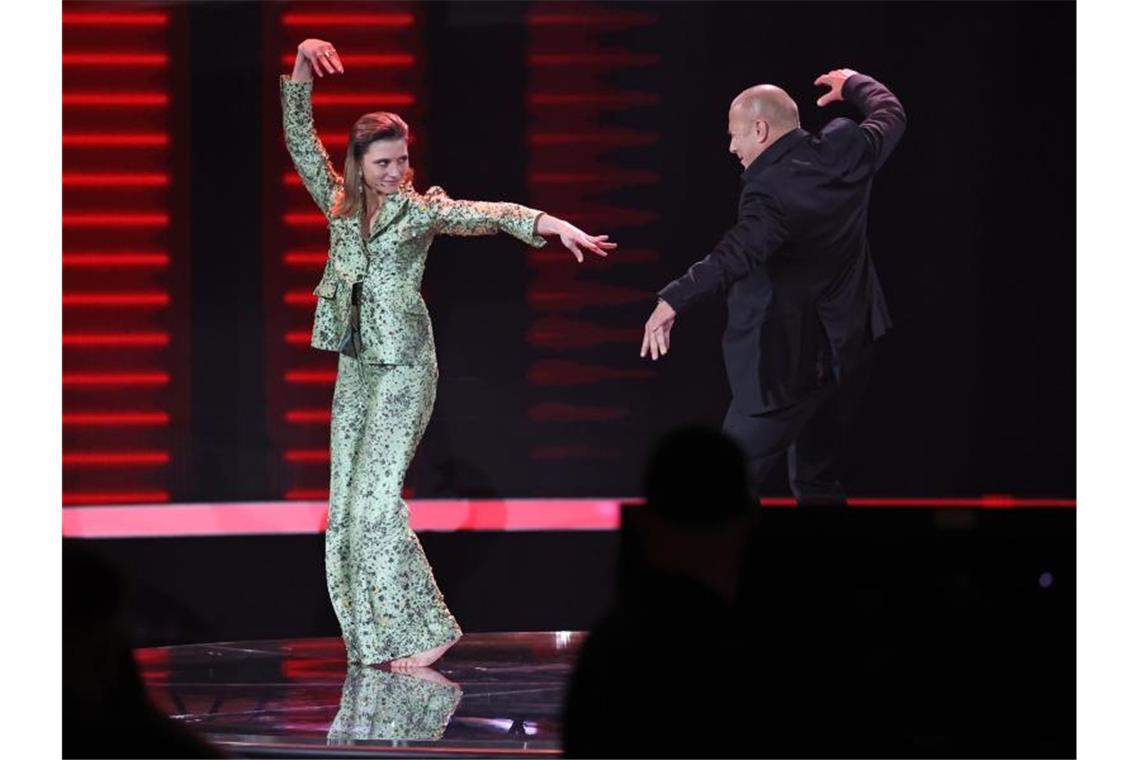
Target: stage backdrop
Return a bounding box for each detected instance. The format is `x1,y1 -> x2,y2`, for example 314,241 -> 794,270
63,0 -> 1075,506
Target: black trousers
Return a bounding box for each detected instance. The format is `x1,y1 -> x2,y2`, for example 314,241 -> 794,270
722,344 -> 875,506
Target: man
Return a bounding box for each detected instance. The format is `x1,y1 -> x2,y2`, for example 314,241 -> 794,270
641,68 -> 906,505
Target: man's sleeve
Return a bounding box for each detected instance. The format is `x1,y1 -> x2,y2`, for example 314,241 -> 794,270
657,185 -> 789,314
842,73 -> 907,173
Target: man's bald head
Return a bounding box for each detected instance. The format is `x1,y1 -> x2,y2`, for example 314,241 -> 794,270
731,85 -> 801,132
727,84 -> 801,169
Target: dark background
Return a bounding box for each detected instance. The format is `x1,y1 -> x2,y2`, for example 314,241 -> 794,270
65,1 -> 1075,503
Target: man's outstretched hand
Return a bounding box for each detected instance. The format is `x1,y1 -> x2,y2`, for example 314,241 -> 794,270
814,68 -> 860,106
640,299 -> 677,361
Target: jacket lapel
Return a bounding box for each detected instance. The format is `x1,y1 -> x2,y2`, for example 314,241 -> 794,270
366,187 -> 411,241
332,187 -> 414,285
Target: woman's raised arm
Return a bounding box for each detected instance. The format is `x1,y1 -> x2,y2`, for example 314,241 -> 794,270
281,39 -> 345,216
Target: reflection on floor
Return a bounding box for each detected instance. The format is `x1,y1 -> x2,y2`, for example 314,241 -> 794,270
137,632 -> 581,757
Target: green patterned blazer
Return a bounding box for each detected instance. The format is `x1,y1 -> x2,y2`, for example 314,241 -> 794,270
280,76 -> 548,365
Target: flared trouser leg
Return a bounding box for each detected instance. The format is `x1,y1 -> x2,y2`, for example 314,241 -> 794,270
325,352 -> 462,664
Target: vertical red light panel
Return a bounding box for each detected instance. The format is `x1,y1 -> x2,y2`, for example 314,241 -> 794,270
524,2 -> 664,463
63,4 -> 190,506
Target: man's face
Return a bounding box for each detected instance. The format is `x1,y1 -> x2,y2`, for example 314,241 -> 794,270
361,138 -> 410,195
727,103 -> 766,169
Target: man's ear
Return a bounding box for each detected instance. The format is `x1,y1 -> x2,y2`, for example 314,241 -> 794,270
755,119 -> 769,143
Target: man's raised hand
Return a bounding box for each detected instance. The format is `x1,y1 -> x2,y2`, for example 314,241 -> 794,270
814,68 -> 859,107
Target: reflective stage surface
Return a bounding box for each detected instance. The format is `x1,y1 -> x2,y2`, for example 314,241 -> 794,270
136,632 -> 582,757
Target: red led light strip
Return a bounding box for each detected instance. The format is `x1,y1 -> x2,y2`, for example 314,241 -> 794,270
285,490 -> 331,501
286,331 -> 312,345
285,409 -> 331,424
281,13 -> 414,27
311,93 -> 415,106
283,213 -> 328,227
63,93 -> 170,106
60,497 -> 1077,537
63,173 -> 170,187
62,12 -> 168,26
279,53 -> 414,67
283,251 -> 326,266
64,372 -> 171,387
63,412 -> 170,426
63,253 -> 170,267
63,213 -> 170,227
284,370 -> 338,385
63,133 -> 169,147
64,451 -> 171,467
285,449 -> 329,463
283,291 -> 317,306
63,332 -> 170,347
63,53 -> 168,66
63,292 -> 170,307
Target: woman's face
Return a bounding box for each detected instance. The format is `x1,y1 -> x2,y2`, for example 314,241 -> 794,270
360,138 -> 409,195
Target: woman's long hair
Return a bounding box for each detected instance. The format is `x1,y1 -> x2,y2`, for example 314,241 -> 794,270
332,111 -> 414,218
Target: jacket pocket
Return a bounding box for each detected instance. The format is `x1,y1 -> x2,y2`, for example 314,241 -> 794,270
313,277 -> 338,299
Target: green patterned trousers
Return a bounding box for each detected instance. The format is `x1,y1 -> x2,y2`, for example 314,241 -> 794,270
325,351 -> 462,664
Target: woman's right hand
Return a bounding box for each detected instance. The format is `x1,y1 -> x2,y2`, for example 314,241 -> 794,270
291,38 -> 344,82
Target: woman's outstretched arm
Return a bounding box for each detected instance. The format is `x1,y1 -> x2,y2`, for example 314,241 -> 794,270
281,38 -> 345,216
426,187 -> 616,262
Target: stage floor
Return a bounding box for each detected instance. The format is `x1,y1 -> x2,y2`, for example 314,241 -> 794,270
136,632 -> 579,758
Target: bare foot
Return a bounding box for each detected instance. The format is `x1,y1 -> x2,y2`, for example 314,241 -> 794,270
389,636 -> 460,669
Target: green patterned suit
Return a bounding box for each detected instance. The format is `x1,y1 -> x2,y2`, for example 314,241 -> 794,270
281,76 -> 547,664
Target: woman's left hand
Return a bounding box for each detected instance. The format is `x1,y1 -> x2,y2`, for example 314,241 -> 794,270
559,224 -> 616,262
538,215 -> 617,262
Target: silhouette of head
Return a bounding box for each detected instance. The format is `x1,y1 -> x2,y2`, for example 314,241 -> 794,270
643,426 -> 752,525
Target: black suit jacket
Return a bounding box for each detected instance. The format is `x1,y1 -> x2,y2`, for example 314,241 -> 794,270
659,73 -> 906,414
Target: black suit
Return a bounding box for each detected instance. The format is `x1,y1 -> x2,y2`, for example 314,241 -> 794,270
658,73 -> 906,503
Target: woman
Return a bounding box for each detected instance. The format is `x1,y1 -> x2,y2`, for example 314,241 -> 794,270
282,38 -> 616,669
